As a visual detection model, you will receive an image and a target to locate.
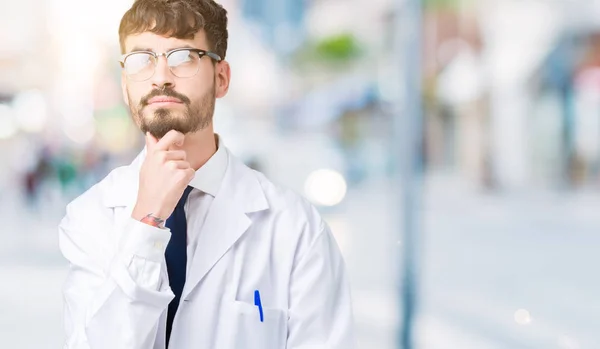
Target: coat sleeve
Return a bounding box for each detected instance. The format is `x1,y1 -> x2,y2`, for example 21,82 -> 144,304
58,194 -> 174,349
286,220 -> 355,349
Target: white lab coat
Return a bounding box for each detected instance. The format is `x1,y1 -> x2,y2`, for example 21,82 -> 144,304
58,145 -> 354,349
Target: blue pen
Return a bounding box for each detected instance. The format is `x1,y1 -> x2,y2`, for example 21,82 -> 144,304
254,290 -> 264,322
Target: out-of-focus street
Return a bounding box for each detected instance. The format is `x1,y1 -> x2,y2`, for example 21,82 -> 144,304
3,0 -> 600,347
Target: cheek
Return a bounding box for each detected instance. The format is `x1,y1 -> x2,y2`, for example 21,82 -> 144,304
128,84 -> 142,97
182,79 -> 213,99
126,86 -> 146,105
195,67 -> 216,91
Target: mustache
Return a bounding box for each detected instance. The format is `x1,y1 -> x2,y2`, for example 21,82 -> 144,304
140,87 -> 191,107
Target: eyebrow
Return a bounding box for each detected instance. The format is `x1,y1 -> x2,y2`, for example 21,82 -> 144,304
128,44 -> 197,53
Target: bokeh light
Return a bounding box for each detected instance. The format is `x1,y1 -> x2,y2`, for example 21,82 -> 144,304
304,169 -> 348,207
0,104 -> 18,140
13,90 -> 48,133
514,309 -> 532,325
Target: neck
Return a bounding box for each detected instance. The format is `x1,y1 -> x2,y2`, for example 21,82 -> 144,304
169,125 -> 217,171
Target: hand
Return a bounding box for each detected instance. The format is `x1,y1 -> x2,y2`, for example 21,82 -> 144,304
132,130 -> 195,225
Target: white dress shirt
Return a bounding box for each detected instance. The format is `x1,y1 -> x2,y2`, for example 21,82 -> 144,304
183,135 -> 228,272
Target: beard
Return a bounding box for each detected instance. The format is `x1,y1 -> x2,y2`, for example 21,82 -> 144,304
129,83 -> 216,139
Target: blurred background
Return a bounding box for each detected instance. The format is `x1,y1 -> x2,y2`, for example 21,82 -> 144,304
1,0 -> 599,348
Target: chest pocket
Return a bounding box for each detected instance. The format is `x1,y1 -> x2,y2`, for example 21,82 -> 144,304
231,301 -> 287,349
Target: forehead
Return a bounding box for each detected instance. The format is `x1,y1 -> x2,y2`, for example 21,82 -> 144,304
123,31 -> 208,53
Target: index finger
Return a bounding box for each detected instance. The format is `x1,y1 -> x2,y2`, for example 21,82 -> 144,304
155,130 -> 185,151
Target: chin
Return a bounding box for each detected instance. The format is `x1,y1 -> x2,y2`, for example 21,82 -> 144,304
144,109 -> 183,120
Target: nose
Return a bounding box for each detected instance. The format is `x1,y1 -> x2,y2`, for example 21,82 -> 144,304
150,54 -> 175,89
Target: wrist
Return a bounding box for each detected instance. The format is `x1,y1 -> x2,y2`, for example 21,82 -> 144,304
139,213 -> 166,228
132,205 -> 168,228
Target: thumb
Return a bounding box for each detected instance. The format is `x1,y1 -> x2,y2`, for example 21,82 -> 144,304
145,132 -> 158,149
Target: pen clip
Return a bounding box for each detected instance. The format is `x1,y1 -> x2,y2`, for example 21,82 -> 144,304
254,290 -> 264,322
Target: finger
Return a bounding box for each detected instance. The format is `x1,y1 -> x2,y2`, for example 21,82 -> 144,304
167,160 -> 191,170
175,168 -> 196,185
145,132 -> 159,149
162,150 -> 187,162
156,130 -> 185,151
184,168 -> 196,181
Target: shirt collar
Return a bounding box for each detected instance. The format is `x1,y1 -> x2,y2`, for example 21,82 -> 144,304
188,134 -> 228,197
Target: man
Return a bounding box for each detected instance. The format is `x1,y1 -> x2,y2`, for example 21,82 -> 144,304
58,0 -> 354,348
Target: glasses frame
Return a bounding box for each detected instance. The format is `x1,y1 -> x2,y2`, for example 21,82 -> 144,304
119,47 -> 222,81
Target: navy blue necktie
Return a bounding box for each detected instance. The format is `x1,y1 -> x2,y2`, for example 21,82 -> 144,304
165,185 -> 194,347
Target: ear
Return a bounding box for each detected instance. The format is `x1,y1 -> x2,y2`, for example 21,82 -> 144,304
215,60 -> 231,99
121,71 -> 130,107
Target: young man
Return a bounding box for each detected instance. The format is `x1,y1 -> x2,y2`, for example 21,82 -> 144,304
58,0 -> 354,348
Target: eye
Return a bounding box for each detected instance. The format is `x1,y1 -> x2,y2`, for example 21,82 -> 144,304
124,53 -> 154,74
168,50 -> 199,66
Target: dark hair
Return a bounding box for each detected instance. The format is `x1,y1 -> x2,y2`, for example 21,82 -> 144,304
119,0 -> 228,59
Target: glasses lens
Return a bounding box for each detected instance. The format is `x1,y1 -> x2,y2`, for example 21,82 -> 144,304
125,53 -> 155,81
168,49 -> 200,78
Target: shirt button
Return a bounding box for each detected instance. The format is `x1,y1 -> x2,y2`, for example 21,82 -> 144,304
153,241 -> 165,250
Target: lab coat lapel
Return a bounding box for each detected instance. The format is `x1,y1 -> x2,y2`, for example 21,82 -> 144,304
182,149 -> 269,300
101,148 -> 146,208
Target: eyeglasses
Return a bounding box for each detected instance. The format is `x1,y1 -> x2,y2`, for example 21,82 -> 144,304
119,48 -> 222,82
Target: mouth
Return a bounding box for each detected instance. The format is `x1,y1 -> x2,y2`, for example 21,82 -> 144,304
147,97 -> 183,106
